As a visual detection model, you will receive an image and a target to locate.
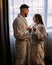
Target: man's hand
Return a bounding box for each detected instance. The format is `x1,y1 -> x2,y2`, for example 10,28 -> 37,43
27,26 -> 32,32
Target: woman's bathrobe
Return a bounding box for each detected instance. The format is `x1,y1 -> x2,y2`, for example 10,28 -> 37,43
30,24 -> 46,65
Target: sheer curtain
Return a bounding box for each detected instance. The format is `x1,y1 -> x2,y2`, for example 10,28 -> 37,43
47,0 -> 52,28
8,0 -> 52,63
8,0 -> 44,34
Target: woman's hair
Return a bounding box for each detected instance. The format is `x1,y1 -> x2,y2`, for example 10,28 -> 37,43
34,14 -> 44,25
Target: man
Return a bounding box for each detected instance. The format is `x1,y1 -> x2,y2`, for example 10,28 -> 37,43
13,4 -> 31,65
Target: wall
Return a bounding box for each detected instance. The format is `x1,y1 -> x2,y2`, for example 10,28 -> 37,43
46,32 -> 52,60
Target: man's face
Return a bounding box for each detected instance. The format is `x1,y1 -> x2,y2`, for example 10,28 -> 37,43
23,8 -> 29,17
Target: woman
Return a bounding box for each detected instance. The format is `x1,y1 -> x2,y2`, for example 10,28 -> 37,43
30,14 -> 46,65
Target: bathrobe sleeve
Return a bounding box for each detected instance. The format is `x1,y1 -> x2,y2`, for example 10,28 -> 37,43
13,19 -> 29,40
32,25 -> 46,41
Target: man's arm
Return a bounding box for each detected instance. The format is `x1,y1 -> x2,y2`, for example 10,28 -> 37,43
13,19 -> 29,40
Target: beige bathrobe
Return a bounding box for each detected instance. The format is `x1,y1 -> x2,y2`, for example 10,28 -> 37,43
30,24 -> 46,65
13,14 -> 30,65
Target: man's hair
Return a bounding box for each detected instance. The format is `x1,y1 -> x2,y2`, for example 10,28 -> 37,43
20,4 -> 29,9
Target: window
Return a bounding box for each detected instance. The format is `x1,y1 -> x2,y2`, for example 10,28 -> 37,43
8,0 -> 52,34
8,0 -> 44,34
47,0 -> 52,28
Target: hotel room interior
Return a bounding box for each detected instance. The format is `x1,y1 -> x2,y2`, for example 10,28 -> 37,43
0,0 -> 52,65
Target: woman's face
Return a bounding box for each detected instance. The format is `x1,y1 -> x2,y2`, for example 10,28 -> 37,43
33,17 -> 36,22
33,17 -> 39,24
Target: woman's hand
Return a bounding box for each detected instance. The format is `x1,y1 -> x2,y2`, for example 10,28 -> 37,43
33,26 -> 36,31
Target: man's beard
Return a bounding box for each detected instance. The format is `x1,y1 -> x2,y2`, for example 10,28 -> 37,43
25,14 -> 27,17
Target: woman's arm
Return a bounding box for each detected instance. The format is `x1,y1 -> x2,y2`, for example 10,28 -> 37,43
33,25 -> 46,41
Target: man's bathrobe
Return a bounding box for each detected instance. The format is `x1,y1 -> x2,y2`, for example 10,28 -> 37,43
13,14 -> 30,65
